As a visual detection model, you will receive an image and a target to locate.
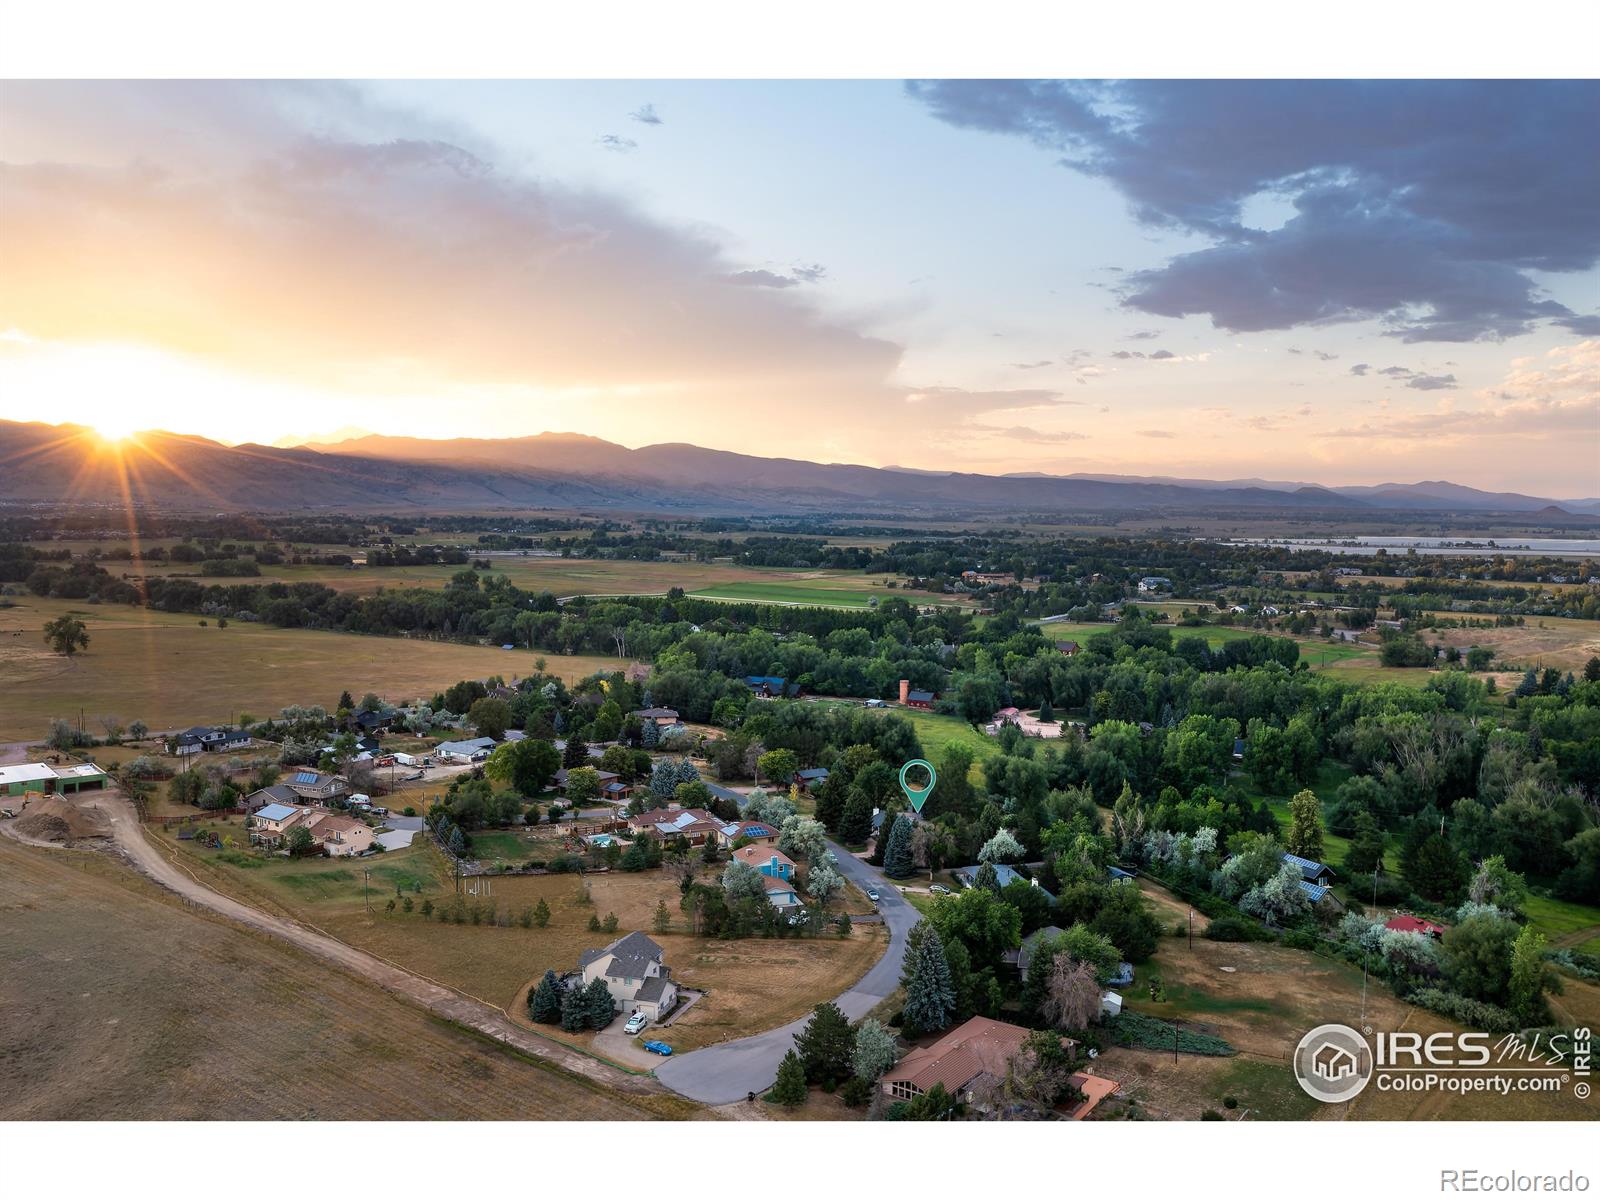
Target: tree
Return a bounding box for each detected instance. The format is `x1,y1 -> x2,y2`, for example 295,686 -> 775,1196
42,614 -> 89,656
127,719 -> 149,741
1403,829 -> 1470,904
852,1018 -> 899,1082
769,1049 -> 808,1107
533,897 -> 552,927
285,825 -> 316,856
722,859 -> 768,903
794,1002 -> 854,1086
1467,855 -> 1529,915
927,886 -> 1023,972
978,827 -> 1025,865
1585,655 -> 1600,684
581,977 -> 616,1029
564,766 -> 602,805
1040,956 -> 1102,1031
993,1030 -> 1081,1118
485,738 -> 560,795
806,857 -> 843,907
1343,809 -> 1387,877
528,969 -> 563,1023
1285,789 -> 1325,860
901,922 -> 956,1034
1507,926 -> 1558,1025
883,813 -> 916,879
778,815 -> 828,862
839,789 -> 873,845
467,697 -> 512,741
562,733 -> 590,769
1442,912 -> 1520,1005
653,898 -> 672,933
1089,883 -> 1161,962
757,748 -> 799,786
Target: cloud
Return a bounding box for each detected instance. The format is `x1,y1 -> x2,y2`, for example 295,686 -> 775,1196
902,386 -> 1074,419
907,80 -> 1600,342
1010,359 -> 1054,369
1406,372 -> 1457,391
596,134 -> 637,153
1557,313 -> 1600,336
968,423 -> 1088,443
1314,350 -> 1338,361
1349,363 -> 1370,376
1112,350 -> 1142,359
1147,349 -> 1176,360
1126,329 -> 1162,340
1136,429 -> 1177,438
629,104 -> 662,126
790,263 -> 827,283
723,269 -> 800,289
0,82 -> 899,432
1323,341 -> 1598,440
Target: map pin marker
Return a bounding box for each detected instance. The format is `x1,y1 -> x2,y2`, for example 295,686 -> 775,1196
898,759 -> 937,814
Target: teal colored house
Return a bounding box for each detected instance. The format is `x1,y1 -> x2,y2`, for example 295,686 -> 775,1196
735,844 -> 795,880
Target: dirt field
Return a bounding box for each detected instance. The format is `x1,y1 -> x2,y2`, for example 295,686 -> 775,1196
0,837 -> 678,1120
154,831 -> 888,1055
1420,615 -> 1600,672
0,596 -> 622,739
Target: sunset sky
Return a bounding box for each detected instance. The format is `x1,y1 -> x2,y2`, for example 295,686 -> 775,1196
1,79 -> 1596,494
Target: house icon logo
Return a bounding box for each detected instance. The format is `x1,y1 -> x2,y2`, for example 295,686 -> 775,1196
1293,1024 -> 1373,1103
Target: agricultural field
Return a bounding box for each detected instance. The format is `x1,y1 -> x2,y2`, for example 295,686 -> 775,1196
0,596 -> 621,739
688,580 -> 902,609
1041,619 -> 1382,671
0,837 -> 679,1120
151,827 -> 887,1057
1418,614 -> 1600,673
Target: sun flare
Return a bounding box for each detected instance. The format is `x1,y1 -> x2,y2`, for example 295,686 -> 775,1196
94,419 -> 139,444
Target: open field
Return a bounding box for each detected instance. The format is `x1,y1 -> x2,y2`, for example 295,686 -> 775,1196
0,836 -> 681,1119
689,581 -> 889,608
152,828 -> 886,1055
1042,619 -> 1381,670
1419,614 -> 1600,672
0,596 -> 621,739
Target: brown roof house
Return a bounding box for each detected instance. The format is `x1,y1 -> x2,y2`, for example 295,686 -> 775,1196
575,931 -> 679,1021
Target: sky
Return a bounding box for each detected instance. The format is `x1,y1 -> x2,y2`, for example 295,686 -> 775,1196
1,79 -> 1596,494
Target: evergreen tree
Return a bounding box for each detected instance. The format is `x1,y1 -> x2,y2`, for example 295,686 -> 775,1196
533,897 -> 551,927
839,788 -> 873,845
559,984 -> 589,1031
653,898 -> 672,933
1343,809 -> 1386,878
901,922 -> 956,1034
1404,829 -> 1470,903
883,813 -> 915,879
1037,698 -> 1055,724
973,862 -> 1000,892
640,717 -> 660,749
583,977 -> 617,1029
562,733 -> 590,769
769,1049 -> 808,1107
1508,926 -> 1555,1025
794,1002 -> 855,1086
529,969 -> 563,1024
814,774 -> 846,832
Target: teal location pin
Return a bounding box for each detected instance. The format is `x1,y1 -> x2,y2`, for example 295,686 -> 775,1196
898,759 -> 937,813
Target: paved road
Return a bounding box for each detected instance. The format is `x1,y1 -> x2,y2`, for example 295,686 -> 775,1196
655,840 -> 916,1104
0,790 -> 665,1099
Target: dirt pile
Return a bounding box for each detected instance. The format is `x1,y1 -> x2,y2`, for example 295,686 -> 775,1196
12,797 -> 110,842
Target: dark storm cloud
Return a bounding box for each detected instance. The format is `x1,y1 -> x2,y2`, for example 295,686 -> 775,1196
907,80 -> 1600,342
1558,313 -> 1600,335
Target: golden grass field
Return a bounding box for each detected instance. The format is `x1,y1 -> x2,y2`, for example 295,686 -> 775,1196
0,596 -> 622,739
150,825 -> 887,1056
1420,614 -> 1600,672
0,837 -> 681,1120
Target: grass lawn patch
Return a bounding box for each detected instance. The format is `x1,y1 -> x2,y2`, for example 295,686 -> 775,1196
1210,1058 -> 1321,1121
1524,893 -> 1600,947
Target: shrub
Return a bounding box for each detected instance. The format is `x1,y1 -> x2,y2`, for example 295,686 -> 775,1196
1108,1011 -> 1235,1056
839,1076 -> 873,1108
1406,987 -> 1518,1033
1204,915 -> 1265,942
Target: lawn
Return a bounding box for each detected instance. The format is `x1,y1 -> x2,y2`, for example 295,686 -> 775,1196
1523,892 -> 1600,950
0,596 -> 623,739
0,837 -> 676,1120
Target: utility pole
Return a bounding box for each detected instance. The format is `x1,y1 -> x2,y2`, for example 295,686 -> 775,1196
363,867 -> 371,914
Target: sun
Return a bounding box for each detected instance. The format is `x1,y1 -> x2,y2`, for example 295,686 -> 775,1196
93,419 -> 139,444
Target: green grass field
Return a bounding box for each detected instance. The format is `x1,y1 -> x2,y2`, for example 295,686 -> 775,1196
687,582 -> 879,608
1523,893 -> 1600,951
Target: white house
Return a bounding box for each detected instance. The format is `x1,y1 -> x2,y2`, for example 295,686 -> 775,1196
433,737 -> 496,764
575,931 -> 679,1020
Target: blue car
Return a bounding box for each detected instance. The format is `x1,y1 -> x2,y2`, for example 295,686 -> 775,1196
643,1040 -> 673,1056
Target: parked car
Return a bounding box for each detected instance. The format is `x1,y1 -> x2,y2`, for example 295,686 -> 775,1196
624,1012 -> 648,1035
866,887 -> 880,903
929,884 -> 951,895
643,1040 -> 673,1056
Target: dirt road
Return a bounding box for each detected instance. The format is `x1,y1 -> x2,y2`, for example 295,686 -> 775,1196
0,790 -> 669,1100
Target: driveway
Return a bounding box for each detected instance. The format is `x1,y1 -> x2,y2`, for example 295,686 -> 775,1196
654,839 -> 917,1104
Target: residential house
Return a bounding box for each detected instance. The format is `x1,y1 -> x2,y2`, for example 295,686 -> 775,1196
1011,925 -> 1064,978
242,783 -> 300,814
718,819 -> 780,848
880,1017 -> 1111,1118
744,675 -> 795,699
1055,640 -> 1080,656
734,844 -> 795,880
576,931 -> 679,1020
171,725 -> 252,756
952,863 -> 1055,901
632,707 -> 685,736
309,811 -> 376,857
283,769 -> 349,803
628,806 -> 722,845
250,802 -> 305,842
704,782 -> 751,812
960,570 -> 1014,585
1283,853 -> 1336,888
0,762 -> 109,797
760,874 -> 802,910
556,767 -> 622,797
1137,576 -> 1172,593
433,736 -> 496,763
793,767 -> 829,794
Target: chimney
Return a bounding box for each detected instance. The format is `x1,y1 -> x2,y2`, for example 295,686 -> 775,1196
899,679 -> 910,705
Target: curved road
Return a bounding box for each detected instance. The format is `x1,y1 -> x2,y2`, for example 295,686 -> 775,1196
655,840 -> 916,1104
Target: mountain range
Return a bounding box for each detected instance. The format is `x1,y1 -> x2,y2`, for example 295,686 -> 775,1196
2,419 -> 1596,518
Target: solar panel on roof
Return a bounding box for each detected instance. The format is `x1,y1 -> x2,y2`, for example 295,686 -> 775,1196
295,771 -> 319,784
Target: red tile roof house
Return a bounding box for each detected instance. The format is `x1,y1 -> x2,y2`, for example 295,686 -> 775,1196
1384,915 -> 1448,939
880,1016 -> 1115,1118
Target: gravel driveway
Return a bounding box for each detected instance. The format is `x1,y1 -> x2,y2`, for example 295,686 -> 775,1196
654,840 -> 916,1104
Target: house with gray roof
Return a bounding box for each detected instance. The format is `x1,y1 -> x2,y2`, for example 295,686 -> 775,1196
434,736 -> 496,763
576,931 -> 679,1020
